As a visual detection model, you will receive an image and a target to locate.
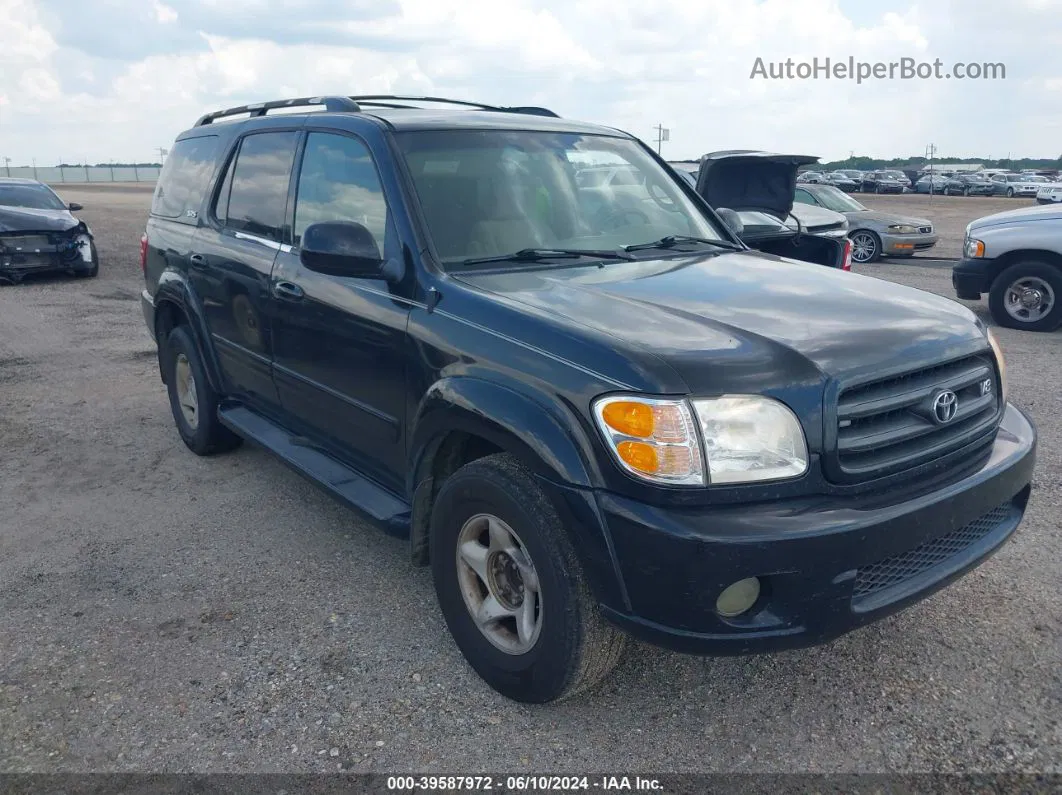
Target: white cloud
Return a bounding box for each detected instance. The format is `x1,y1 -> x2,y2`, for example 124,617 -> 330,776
0,0 -> 1058,164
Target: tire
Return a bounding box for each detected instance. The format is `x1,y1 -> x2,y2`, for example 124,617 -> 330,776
849,230 -> 881,264
988,261 -> 1062,332
430,453 -> 626,703
874,184 -> 882,194
963,187 -> 970,197
163,325 -> 242,455
1006,188 -> 1015,198
74,241 -> 99,278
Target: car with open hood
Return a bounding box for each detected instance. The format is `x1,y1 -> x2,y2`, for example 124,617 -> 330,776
0,178 -> 98,284
671,151 -> 852,270
139,95 -> 1034,703
795,183 -> 938,264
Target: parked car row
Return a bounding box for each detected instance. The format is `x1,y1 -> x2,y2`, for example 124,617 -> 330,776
798,168 -> 1062,199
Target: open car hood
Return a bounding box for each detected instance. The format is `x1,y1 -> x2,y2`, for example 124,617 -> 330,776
694,150 -> 819,221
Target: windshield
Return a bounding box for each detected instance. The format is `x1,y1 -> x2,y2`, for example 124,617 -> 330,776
0,184 -> 67,211
395,130 -> 725,267
884,171 -> 906,179
811,186 -> 866,212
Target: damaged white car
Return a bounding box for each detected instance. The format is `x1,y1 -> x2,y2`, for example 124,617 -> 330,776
0,178 -> 98,284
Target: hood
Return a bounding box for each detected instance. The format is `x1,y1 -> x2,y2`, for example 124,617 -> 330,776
846,210 -> 931,227
694,150 -> 819,221
459,251 -> 986,393
788,203 -> 846,230
968,203 -> 1062,230
0,205 -> 80,234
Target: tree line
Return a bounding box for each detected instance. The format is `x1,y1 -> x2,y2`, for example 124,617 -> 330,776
818,155 -> 1062,171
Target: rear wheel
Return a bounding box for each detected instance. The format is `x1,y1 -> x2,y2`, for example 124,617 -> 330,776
988,261 -> 1062,332
430,453 -> 626,703
163,325 -> 242,454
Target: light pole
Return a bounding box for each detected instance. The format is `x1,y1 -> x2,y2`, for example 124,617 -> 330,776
653,124 -> 670,155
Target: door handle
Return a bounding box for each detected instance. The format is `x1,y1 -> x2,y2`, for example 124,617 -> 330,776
188,253 -> 206,268
273,280 -> 305,300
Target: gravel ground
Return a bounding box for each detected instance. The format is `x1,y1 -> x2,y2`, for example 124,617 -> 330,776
1,185 -> 1059,774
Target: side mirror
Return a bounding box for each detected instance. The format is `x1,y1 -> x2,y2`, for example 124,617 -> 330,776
299,221 -> 383,278
68,202 -> 83,211
715,207 -> 744,238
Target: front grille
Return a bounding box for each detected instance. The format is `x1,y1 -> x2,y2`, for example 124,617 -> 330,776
832,353 -> 1001,482
853,502 -> 1014,601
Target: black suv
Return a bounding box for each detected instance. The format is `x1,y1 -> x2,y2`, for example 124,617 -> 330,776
140,95 -> 1036,703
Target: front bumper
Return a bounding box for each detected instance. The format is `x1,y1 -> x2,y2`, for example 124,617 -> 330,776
587,404 -> 1035,655
0,234 -> 94,281
952,257 -> 994,298
880,231 -> 939,255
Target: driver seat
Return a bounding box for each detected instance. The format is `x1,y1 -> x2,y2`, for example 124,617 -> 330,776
467,173 -> 552,257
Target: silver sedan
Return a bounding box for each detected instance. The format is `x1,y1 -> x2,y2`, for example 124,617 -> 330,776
794,184 -> 939,264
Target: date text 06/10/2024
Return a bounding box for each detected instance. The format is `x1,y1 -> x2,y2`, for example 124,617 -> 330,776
386,776 -> 664,791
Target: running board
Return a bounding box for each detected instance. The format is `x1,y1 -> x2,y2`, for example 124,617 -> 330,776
218,405 -> 411,537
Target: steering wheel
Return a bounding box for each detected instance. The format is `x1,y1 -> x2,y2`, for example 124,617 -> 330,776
597,208 -> 650,231
647,180 -> 678,211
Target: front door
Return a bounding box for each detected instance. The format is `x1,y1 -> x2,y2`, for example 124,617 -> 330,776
191,129 -> 299,411
270,130 -> 411,494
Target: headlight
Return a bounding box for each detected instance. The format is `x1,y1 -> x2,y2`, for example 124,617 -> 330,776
592,396 -> 704,486
965,237 -> 986,258
592,394 -> 809,486
692,396 -> 808,484
987,329 -> 1008,404
888,224 -> 919,234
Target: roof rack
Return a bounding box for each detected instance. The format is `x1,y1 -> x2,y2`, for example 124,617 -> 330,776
347,95 -> 559,118
193,96 -> 361,127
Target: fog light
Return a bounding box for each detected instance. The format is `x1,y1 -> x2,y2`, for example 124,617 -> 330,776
715,577 -> 761,617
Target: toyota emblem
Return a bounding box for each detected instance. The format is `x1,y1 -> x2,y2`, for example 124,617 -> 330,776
933,390 -> 959,424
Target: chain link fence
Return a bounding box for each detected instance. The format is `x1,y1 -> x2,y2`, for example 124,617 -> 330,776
3,165 -> 160,183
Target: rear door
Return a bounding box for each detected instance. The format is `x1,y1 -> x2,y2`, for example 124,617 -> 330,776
191,128 -> 300,412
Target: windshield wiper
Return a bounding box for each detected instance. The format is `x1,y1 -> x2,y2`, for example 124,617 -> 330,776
623,235 -> 745,253
458,247 -> 633,267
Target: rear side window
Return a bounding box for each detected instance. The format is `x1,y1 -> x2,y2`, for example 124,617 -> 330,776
215,131 -> 298,242
151,135 -> 219,223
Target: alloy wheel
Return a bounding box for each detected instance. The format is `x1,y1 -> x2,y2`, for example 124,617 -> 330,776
850,231 -> 878,264
455,513 -> 543,655
174,353 -> 199,430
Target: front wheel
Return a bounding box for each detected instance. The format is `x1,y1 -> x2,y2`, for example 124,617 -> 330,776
1006,188 -> 1015,198
849,230 -> 881,264
430,453 -> 626,703
988,262 -> 1062,332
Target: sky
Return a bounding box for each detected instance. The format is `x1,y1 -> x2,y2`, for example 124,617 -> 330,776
1,0 -> 1060,165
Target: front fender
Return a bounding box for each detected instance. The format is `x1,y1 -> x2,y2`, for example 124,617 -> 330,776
154,270 -> 225,394
408,376 -> 602,492
406,377 -> 630,610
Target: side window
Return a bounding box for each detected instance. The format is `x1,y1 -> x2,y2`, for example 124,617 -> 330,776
220,131 -> 298,242
794,189 -> 816,205
151,135 -> 219,223
293,132 -> 389,249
